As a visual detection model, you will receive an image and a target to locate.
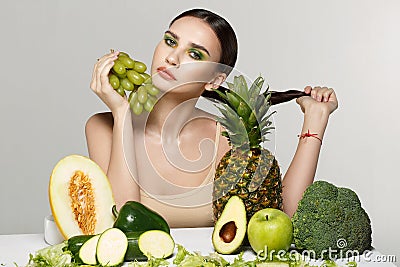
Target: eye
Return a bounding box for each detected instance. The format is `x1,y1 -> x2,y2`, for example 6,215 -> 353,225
188,49 -> 205,61
164,35 -> 177,48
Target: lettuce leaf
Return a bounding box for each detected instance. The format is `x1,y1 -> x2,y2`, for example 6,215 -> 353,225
127,255 -> 169,267
172,244 -> 239,267
25,242 -> 77,267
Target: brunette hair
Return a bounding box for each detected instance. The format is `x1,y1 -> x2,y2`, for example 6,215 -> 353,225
170,8 -> 238,71
171,8 -> 307,105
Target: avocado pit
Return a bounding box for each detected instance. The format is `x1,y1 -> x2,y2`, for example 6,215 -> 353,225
219,221 -> 237,243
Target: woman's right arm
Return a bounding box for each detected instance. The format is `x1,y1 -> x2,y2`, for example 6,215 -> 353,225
86,51 -> 140,208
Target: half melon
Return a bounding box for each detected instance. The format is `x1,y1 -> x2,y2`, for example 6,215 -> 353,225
49,155 -> 115,239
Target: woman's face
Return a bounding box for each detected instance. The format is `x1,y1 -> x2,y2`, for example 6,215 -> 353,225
151,16 -> 223,94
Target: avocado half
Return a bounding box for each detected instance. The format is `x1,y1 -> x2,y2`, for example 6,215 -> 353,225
212,196 -> 247,254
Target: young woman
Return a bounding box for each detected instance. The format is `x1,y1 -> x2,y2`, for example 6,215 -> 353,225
86,8 -> 338,227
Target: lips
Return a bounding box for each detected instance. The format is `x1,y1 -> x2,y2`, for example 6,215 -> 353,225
156,66 -> 177,81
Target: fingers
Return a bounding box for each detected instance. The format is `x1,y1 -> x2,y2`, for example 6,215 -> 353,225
304,86 -> 335,102
295,96 -> 306,113
90,51 -> 119,93
97,58 -> 116,91
304,86 -> 312,95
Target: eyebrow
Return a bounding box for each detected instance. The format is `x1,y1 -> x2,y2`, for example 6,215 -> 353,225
165,30 -> 211,57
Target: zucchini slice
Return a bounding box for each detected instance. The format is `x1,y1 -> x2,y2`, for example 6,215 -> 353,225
138,230 -> 175,259
79,234 -> 100,265
66,234 -> 94,263
96,228 -> 128,266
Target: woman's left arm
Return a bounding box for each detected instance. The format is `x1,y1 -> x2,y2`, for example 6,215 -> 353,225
282,86 -> 338,217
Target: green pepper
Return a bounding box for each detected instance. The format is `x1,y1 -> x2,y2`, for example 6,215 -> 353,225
112,201 -> 170,234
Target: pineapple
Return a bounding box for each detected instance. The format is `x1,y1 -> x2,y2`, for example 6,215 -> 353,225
213,75 -> 283,223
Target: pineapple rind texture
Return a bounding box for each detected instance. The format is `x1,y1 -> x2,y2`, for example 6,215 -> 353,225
213,148 -> 283,222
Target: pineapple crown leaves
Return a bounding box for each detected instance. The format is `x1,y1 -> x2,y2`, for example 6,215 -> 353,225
214,74 -> 276,149
216,104 -> 250,150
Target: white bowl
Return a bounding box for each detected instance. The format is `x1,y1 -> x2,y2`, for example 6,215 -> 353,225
44,214 -> 64,245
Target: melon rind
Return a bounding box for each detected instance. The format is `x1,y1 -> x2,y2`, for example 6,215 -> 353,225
49,154 -> 115,239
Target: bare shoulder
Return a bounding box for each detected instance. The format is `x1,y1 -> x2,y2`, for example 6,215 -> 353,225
186,108 -> 217,135
85,112 -> 114,151
191,108 -> 217,120
85,112 -> 114,172
187,108 -> 231,161
85,112 -> 113,134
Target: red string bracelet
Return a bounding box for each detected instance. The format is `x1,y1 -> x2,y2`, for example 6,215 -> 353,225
298,129 -> 322,144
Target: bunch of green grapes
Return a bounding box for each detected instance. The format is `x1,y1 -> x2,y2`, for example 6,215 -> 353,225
108,51 -> 159,115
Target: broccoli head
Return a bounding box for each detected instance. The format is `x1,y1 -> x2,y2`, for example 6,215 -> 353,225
292,180 -> 372,260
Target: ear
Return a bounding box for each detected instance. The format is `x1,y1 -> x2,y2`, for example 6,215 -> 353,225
204,73 -> 227,91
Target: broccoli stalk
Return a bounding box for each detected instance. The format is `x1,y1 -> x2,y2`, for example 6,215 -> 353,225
291,180 -> 372,260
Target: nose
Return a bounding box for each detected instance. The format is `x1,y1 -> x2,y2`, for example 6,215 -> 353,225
165,51 -> 179,67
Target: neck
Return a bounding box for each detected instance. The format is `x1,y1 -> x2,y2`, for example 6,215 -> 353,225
144,91 -> 200,137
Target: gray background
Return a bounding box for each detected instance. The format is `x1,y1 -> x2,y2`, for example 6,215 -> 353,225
1,0 -> 399,262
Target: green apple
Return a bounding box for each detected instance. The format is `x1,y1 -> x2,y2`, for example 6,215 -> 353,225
247,208 -> 293,256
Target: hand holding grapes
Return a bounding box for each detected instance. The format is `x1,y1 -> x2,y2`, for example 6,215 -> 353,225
90,50 -> 159,116
90,51 -> 129,116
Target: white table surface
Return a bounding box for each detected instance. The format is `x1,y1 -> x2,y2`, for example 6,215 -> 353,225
0,227 -> 397,267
